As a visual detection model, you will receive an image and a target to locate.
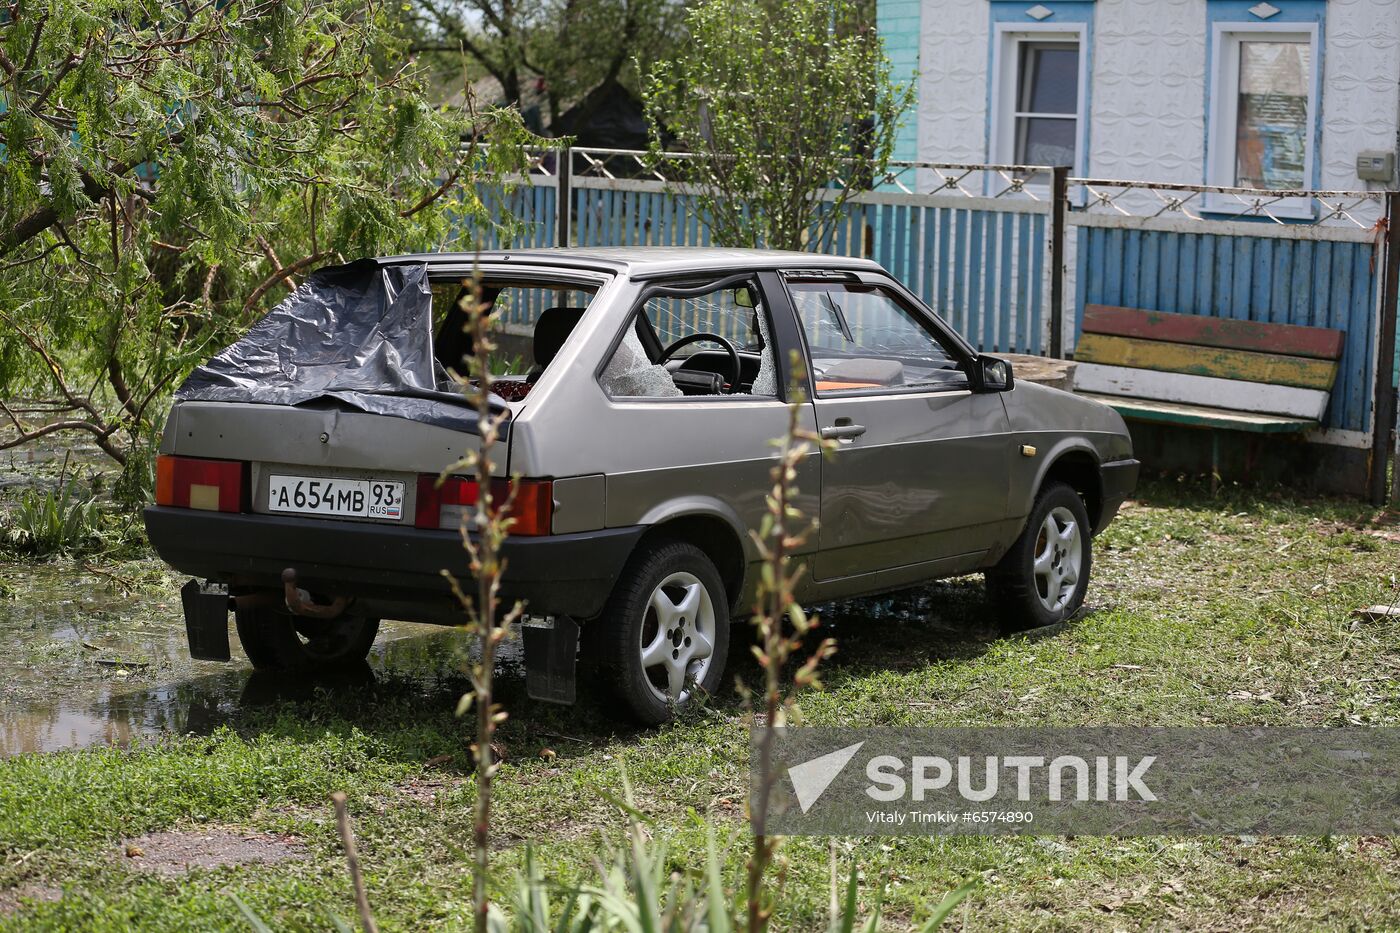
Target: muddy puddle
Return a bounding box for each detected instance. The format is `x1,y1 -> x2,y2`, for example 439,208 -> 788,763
0,558 -> 513,757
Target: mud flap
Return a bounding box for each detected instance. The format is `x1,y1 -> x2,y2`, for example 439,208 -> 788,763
522,616 -> 578,705
180,579 -> 231,662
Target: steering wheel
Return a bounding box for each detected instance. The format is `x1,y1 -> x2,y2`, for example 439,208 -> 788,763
659,333 -> 741,394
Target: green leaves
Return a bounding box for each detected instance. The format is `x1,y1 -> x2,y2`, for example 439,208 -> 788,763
643,0 -> 913,251
0,0 -> 536,462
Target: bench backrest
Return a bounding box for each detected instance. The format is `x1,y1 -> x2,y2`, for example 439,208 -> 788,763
1073,304 -> 1345,421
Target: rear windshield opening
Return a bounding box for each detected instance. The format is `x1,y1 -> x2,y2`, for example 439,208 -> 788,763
431,279 -> 599,402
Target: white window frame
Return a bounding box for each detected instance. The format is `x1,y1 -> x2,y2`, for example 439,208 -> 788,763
1205,22 -> 1320,218
989,23 -> 1089,189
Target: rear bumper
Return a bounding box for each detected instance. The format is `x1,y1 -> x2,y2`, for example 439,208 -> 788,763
143,506 -> 643,620
1096,458 -> 1140,532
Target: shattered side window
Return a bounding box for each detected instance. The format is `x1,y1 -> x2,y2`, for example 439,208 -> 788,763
751,309 -> 778,396
601,280 -> 782,399
601,326 -> 684,398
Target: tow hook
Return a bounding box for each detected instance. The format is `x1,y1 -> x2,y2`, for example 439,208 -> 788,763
281,568 -> 351,620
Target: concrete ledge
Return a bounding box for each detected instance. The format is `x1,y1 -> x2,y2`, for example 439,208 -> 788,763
1003,354 -> 1078,392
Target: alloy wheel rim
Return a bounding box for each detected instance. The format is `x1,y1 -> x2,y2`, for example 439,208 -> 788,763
1033,506 -> 1082,613
639,571 -> 717,704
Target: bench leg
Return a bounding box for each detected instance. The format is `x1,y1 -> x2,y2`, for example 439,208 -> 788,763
1211,431 -> 1221,495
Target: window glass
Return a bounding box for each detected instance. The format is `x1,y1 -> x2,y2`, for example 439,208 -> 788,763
1006,39 -> 1080,183
431,280 -> 597,401
600,282 -> 780,399
1018,42 -> 1079,115
1234,40 -> 1311,189
789,283 -> 966,395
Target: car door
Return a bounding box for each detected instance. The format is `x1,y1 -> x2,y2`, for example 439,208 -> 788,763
592,271 -> 820,578
777,271 -> 1013,582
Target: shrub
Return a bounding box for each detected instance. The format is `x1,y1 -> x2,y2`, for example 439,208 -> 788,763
3,481 -> 104,556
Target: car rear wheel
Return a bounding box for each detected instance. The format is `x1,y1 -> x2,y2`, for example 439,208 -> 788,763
587,541 -> 730,725
234,606 -> 380,671
986,482 -> 1092,633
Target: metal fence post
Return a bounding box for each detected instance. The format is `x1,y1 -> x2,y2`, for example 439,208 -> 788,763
1376,190 -> 1400,506
1049,166 -> 1069,359
556,146 -> 573,248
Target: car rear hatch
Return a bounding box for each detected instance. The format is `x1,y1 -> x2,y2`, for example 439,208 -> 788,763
158,398 -> 519,528
156,258 -> 553,536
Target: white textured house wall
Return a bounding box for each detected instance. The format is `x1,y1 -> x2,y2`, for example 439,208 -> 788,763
915,0 -> 990,175
1090,0 -> 1206,185
910,0 -> 1399,202
1320,0 -> 1400,198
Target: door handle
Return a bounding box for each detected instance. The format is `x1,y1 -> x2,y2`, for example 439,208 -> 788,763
820,422 -> 867,441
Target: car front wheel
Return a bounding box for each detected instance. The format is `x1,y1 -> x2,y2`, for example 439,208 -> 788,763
588,541 -> 731,725
986,481 -> 1092,633
234,606 -> 380,671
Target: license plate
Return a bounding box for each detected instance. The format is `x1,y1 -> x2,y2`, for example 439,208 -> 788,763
267,475 -> 404,521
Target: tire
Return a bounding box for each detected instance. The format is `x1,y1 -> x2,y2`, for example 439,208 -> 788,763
234,606 -> 380,671
986,482 -> 1093,634
586,540 -> 731,725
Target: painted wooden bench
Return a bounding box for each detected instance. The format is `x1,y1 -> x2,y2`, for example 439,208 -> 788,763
1071,304 -> 1345,480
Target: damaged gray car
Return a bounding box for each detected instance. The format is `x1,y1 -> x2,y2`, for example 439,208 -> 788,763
145,248 -> 1138,724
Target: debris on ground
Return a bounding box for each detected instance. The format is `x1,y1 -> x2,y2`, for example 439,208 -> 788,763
0,884 -> 62,917
119,828 -> 306,876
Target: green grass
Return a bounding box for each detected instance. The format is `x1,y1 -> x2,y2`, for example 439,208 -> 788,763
2,478 -> 1400,930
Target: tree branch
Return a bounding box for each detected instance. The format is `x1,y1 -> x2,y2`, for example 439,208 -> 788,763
0,146 -> 175,258
242,251 -> 330,316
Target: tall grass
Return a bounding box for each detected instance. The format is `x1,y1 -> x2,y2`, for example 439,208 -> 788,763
439,273 -> 525,933
3,482 -> 103,555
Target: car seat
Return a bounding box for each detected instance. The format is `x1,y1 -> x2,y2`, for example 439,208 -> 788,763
528,307 -> 587,382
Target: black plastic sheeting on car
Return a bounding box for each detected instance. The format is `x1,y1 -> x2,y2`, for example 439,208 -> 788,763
177,260 -> 492,433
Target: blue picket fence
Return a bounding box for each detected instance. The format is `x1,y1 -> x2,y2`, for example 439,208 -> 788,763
472,183 -> 557,251
1073,219 -> 1379,433
882,201 -> 1048,356
466,178 -> 1052,356
463,169 -> 1389,441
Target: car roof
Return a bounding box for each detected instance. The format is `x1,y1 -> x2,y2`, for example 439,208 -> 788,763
376,247 -> 885,279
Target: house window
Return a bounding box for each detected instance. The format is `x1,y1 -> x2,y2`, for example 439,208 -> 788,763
992,27 -> 1086,182
1207,25 -> 1318,208
1013,41 -> 1080,167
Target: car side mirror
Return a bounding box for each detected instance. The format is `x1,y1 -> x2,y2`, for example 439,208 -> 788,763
971,355 -> 1014,392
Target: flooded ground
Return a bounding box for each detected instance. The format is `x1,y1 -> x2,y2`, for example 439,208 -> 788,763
0,557 -> 502,756
0,437 -> 510,757
0,550 -> 985,757
0,439 -> 989,758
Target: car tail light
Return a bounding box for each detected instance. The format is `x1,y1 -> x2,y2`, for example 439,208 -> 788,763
155,455 -> 247,512
415,475 -> 553,536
